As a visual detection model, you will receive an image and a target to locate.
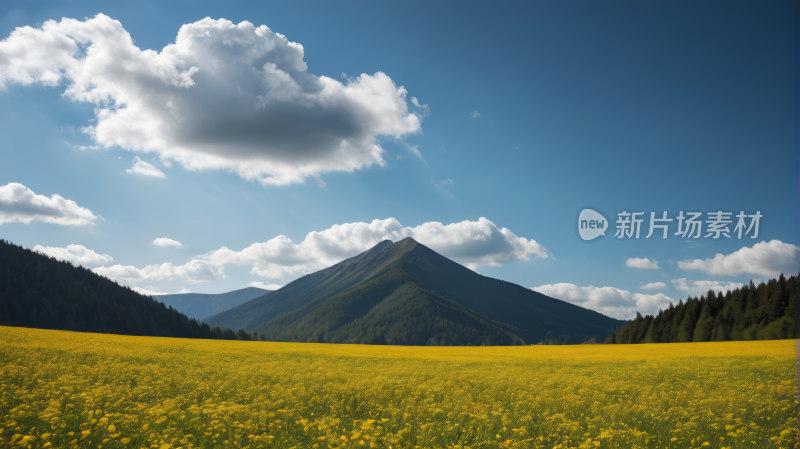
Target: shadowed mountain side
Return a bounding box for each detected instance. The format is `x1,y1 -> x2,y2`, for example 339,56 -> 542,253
154,287 -> 270,321
204,240 -> 400,330
256,267 -> 524,345
205,238 -> 624,345
398,242 -> 622,343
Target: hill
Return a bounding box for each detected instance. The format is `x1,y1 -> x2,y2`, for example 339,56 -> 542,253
604,273 -> 796,344
205,238 -> 624,345
154,287 -> 270,321
0,239 -> 242,339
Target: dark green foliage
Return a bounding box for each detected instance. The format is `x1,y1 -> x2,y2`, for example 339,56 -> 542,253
257,268 -> 523,345
604,273 -> 797,344
207,238 -> 624,345
0,239 -> 238,340
236,329 -> 252,340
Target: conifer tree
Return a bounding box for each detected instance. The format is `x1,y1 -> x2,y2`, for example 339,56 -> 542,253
604,272 -> 797,344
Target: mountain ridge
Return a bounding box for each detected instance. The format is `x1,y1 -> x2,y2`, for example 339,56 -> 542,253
206,238 -> 624,344
154,286 -> 270,321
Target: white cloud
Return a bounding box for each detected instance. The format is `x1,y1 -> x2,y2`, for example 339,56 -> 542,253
410,96 -> 429,117
153,237 -> 183,248
639,282 -> 667,290
249,281 -> 283,290
94,259 -> 224,284
0,14 -> 423,185
406,144 -> 424,160
126,157 -> 166,178
532,283 -> 674,320
678,240 -> 800,277
132,286 -> 191,296
672,278 -> 744,298
625,257 -> 659,270
33,244 -> 113,267
441,179 -> 454,185
65,141 -> 100,151
201,217 -> 548,280
471,110 -> 480,118
31,242 -> 216,285
59,218 -> 544,287
132,286 -> 167,296
0,182 -> 97,226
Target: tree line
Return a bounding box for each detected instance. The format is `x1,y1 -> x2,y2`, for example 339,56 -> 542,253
0,239 -> 252,340
604,272 -> 796,344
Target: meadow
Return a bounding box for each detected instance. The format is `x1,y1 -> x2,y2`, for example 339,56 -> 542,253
0,326 -> 795,449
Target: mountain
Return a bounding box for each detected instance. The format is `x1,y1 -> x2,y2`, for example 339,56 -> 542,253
604,273 -> 796,344
0,239 -> 241,340
154,287 -> 270,321
205,238 -> 624,345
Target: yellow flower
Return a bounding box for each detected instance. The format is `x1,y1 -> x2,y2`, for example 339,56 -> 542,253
0,326 -> 793,449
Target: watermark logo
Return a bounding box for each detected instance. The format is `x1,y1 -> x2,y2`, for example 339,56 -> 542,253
576,208 -> 762,242
613,210 -> 761,239
578,209 -> 608,241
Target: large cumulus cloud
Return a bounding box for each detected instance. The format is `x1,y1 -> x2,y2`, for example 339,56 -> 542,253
532,283 -> 675,320
93,260 -> 224,284
0,14 -> 425,185
0,183 -> 97,226
202,217 -> 549,279
33,244 -> 113,267
678,240 -> 800,277
40,217 -> 545,286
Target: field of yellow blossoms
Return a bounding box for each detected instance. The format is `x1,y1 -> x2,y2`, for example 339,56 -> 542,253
0,326 -> 796,449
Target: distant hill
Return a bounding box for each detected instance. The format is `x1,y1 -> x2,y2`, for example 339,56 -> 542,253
0,239 -> 243,340
154,287 -> 270,321
605,273 -> 796,344
205,238 -> 624,345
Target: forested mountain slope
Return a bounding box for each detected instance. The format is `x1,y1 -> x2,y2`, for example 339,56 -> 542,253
0,239 -> 240,339
604,273 -> 796,344
207,238 -> 624,345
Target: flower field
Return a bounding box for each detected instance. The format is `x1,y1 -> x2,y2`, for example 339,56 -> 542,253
0,326 -> 795,449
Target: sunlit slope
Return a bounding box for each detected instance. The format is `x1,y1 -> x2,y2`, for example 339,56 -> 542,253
204,240 -> 398,330
1,327 -> 796,448
206,238 -> 623,344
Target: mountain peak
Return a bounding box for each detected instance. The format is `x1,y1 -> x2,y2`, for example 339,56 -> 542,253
388,236 -> 419,251
205,235 -> 623,344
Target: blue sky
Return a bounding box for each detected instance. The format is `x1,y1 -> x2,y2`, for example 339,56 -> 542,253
0,0 -> 797,319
